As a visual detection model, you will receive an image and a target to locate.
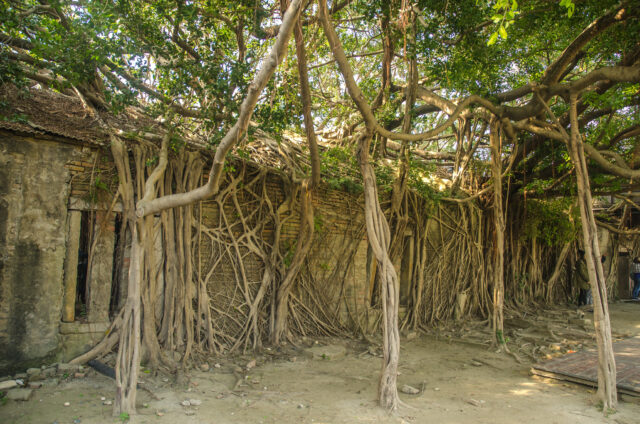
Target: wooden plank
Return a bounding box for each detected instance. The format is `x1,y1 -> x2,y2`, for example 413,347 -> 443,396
531,336 -> 640,396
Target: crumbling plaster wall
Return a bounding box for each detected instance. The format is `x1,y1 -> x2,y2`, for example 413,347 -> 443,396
0,133 -> 83,373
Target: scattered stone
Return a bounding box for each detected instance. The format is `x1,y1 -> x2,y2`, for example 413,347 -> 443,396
214,363 -> 221,369
0,380 -> 18,390
7,388 -> 33,401
57,363 -> 81,373
26,368 -> 41,377
200,363 -> 210,372
27,382 -> 42,389
103,400 -> 112,406
181,400 -> 191,406
29,373 -> 45,382
63,402 -> 71,407
100,397 -> 106,401
297,404 -> 305,409
156,412 -> 165,417
470,360 -> 483,367
246,360 -> 256,370
434,387 -> 440,391
466,399 -> 484,407
43,368 -> 57,378
185,410 -> 196,416
74,372 -> 85,378
189,399 -> 202,406
400,385 -> 420,395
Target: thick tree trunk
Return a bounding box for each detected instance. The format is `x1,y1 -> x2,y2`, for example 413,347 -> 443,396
273,182 -> 314,344
272,0 -> 321,345
567,93 -> 617,410
490,120 -> 506,347
357,132 -> 400,411
114,224 -> 142,416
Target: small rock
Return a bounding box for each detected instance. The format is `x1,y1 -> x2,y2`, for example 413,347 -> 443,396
400,385 -> 420,395
64,402 -> 71,407
74,372 -> 85,378
103,400 -> 112,406
15,378 -> 24,386
185,410 -> 196,416
26,368 -> 41,377
470,360 -> 483,367
43,367 -> 57,378
57,363 -> 81,373
100,397 -> 106,401
246,360 -> 256,370
549,343 -> 563,351
289,356 -> 297,363
189,399 -> 202,406
29,373 -> 45,382
27,382 -> 42,389
214,363 -> 221,369
200,363 -> 210,372
156,412 -> 165,417
297,404 -> 305,409
181,400 -> 191,407
0,380 -> 18,390
466,399 -> 484,407
434,387 -> 440,391
14,373 -> 27,380
7,388 -> 33,401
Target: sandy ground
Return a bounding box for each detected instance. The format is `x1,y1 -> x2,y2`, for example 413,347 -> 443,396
1,302 -> 639,424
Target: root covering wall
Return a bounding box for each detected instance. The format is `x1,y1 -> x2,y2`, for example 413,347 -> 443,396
0,130 -> 594,372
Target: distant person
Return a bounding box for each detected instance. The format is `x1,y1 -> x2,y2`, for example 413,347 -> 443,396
630,257 -> 640,300
576,250 -> 591,306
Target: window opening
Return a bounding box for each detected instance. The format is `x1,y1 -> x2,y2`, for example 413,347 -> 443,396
75,210 -> 92,321
109,212 -> 124,316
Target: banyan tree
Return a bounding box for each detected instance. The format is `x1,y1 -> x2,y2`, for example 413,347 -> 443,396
1,0 -> 639,415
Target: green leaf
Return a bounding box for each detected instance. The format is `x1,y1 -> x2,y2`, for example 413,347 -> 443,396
487,32 -> 499,46
499,25 -> 508,40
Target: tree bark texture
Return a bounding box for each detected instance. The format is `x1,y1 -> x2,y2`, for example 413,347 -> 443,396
490,120 -> 506,347
357,132 -> 400,411
567,93 -> 617,410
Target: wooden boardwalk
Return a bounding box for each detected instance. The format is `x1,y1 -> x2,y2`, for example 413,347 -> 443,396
531,336 -> 640,396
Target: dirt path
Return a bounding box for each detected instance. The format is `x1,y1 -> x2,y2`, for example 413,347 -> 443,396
2,302 -> 639,424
